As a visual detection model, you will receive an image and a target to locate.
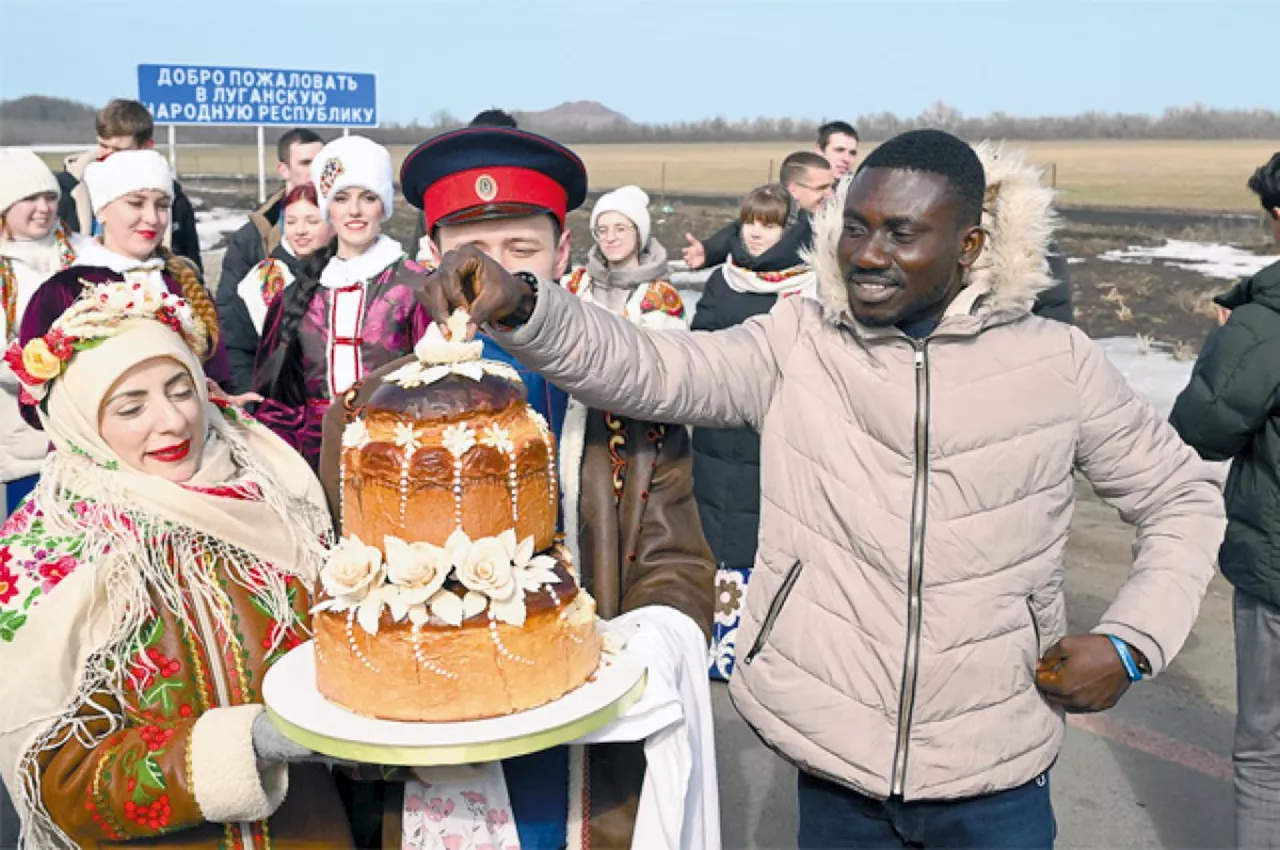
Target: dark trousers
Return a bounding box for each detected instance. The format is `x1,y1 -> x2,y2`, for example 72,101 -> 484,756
798,770 -> 1056,849
0,780 -> 18,850
1233,589 -> 1280,848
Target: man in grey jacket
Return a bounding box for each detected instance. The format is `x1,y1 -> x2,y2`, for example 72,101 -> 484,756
416,129 -> 1225,849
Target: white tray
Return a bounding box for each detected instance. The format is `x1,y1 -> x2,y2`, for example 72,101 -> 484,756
262,641 -> 646,765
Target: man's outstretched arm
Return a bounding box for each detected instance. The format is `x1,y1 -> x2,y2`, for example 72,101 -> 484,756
420,245 -> 802,431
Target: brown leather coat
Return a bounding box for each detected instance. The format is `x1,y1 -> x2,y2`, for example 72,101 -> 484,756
319,354 -> 715,849
34,560 -> 353,849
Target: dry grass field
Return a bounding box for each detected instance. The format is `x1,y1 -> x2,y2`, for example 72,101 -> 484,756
41,139 -> 1277,212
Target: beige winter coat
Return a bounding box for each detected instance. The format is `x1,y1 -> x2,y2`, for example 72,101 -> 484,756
493,145 -> 1226,802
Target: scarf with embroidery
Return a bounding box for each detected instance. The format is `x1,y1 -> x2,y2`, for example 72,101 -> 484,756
0,307 -> 331,849
0,225 -> 78,341
721,258 -> 818,299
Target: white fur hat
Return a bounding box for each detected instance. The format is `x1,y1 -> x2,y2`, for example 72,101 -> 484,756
312,135 -> 394,223
591,185 -> 651,247
83,150 -> 173,213
0,149 -> 61,217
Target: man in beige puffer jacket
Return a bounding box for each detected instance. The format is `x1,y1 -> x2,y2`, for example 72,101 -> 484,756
417,130 -> 1227,848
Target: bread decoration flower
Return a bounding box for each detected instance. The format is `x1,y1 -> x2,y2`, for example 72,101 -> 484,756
385,309 -> 521,389
316,529 -> 566,633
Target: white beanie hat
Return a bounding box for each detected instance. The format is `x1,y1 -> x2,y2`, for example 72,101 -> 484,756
0,149 -> 61,217
83,150 -> 173,213
312,135 -> 394,223
591,185 -> 651,247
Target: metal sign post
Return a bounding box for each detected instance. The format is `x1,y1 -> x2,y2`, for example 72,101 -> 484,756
256,126 -> 267,204
167,125 -> 177,171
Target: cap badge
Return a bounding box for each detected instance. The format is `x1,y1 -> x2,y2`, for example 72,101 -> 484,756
475,174 -> 498,202
319,158 -> 345,197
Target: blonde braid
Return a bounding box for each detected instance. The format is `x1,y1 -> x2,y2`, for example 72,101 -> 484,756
156,246 -> 219,355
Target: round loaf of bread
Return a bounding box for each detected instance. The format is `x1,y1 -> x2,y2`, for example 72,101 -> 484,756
314,557 -> 602,722
340,371 -> 558,552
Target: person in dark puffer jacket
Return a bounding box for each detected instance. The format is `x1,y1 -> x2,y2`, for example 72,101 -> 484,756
1169,149 -> 1280,850
693,184 -> 816,681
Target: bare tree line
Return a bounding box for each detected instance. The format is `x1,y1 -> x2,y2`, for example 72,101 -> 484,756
2,96 -> 1279,146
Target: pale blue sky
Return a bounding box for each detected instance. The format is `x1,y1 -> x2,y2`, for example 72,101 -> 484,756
0,0 -> 1271,125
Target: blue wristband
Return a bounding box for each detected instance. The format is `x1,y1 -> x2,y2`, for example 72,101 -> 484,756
1107,634 -> 1143,682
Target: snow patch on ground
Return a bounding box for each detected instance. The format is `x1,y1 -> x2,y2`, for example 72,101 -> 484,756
672,261 -> 712,314
195,208 -> 247,253
1100,240 -> 1274,281
1096,336 -> 1194,421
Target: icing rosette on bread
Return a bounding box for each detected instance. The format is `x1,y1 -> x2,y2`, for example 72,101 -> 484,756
382,309 -> 520,388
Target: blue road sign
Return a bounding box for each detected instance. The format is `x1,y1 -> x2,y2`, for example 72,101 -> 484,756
138,64 -> 377,127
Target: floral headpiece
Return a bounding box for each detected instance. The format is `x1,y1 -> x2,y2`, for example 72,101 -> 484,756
5,280 -> 207,407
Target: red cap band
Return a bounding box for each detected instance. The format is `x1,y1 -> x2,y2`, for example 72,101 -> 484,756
422,166 -> 569,230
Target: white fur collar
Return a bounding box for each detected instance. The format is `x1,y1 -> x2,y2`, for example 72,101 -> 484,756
804,141 -> 1060,329
74,239 -> 165,275
319,235 -> 403,289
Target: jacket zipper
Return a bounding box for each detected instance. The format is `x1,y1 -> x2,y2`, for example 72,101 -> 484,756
890,344 -> 930,796
1027,596 -> 1041,653
188,565 -> 255,850
743,561 -> 805,665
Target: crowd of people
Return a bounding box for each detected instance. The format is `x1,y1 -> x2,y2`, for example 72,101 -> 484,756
0,94 -> 1274,849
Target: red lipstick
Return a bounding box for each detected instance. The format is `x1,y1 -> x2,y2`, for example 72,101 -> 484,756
149,441 -> 190,463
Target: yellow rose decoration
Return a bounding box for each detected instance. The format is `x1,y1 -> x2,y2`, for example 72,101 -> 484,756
22,339 -> 64,381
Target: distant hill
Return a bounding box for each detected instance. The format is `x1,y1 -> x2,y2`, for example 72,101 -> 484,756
0,96 -> 98,144
517,101 -> 632,132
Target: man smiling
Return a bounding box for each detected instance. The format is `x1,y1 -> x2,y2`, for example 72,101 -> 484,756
418,129 -> 1226,848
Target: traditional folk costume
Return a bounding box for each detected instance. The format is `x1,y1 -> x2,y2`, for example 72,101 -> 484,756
216,242 -> 296,393
0,281 -> 349,849
254,137 -> 431,468
561,256 -> 685,331
235,249 -> 293,337
0,149 -> 91,515
562,185 -> 688,334
318,127 -> 717,850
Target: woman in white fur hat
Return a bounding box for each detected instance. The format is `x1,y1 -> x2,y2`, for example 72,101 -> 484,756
562,184 -> 688,331
253,135 -> 430,469
20,149 -> 230,392
0,149 -> 93,516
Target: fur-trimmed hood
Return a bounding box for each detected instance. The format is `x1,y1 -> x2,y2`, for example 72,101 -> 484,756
803,141 -> 1060,330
